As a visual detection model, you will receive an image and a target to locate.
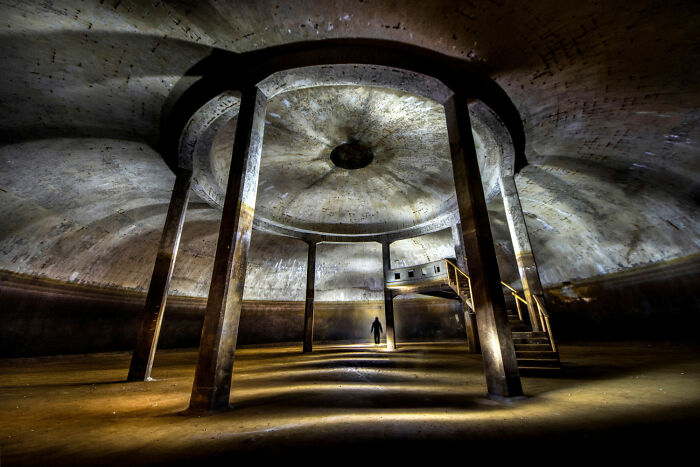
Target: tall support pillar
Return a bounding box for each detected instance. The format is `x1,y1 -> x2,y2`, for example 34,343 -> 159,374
444,94 -> 522,398
381,241 -> 396,350
128,168 -> 192,382
499,174 -> 545,331
451,223 -> 480,354
302,241 -> 316,353
189,87 -> 267,412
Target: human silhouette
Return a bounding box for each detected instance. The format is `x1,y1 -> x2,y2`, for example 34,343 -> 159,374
370,317 -> 383,345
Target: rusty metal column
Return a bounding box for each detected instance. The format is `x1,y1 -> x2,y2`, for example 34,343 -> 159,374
451,223 -> 480,354
499,174 -> 545,331
302,241 -> 316,353
381,241 -> 396,350
189,86 -> 267,412
127,168 -> 192,382
444,94 -> 522,398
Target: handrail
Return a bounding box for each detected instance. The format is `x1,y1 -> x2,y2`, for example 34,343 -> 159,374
511,294 -> 528,304
503,285 -> 527,322
500,281 -> 518,294
444,259 -> 556,353
444,258 -> 468,279
444,259 -> 474,311
532,294 -> 557,353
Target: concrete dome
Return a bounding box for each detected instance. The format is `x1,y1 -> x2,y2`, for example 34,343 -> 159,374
0,0 -> 698,301
204,85 -> 458,235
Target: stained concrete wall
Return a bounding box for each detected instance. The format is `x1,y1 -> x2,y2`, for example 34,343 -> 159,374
3,252 -> 699,357
544,254 -> 700,341
0,271 -> 466,357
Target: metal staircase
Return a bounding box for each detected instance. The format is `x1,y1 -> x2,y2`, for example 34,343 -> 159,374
386,258 -> 561,373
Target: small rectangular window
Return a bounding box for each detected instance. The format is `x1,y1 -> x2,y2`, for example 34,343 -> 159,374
394,272 -> 401,280
435,266 -> 440,273
408,270 -> 414,278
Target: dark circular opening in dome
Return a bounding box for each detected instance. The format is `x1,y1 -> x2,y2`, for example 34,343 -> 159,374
330,142 -> 374,169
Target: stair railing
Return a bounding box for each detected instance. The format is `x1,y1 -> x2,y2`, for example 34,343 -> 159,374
444,259 -> 557,353
532,294 -> 557,353
444,259 -> 474,310
499,282 -> 527,322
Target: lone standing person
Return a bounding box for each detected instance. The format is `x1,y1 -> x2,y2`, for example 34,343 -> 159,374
370,316 -> 383,345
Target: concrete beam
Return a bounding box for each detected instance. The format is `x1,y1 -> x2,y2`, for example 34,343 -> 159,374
250,208 -> 460,244
127,168 -> 192,382
445,94 -> 522,398
188,86 -> 267,412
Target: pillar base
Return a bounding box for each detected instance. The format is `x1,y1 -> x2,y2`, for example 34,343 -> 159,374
485,394 -> 529,404
182,404 -> 234,416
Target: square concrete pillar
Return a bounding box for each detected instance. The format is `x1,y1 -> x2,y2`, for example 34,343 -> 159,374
128,168 -> 192,382
381,241 -> 396,350
499,174 -> 546,331
189,86 -> 267,412
444,94 -> 522,398
451,223 -> 481,354
303,241 -> 316,353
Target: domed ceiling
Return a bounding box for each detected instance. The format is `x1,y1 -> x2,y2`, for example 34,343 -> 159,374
207,86 -> 460,235
0,0 -> 698,299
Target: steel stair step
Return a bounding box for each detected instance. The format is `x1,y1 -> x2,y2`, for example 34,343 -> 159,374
518,366 -> 562,373
513,343 -> 552,351
516,350 -> 559,359
513,338 -> 550,345
512,331 -> 548,338
517,358 -> 561,368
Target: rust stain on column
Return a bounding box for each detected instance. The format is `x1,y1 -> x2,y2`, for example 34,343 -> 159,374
189,86 -> 267,413
445,94 -> 522,398
303,241 -> 316,353
127,168 -> 192,382
382,241 -> 396,350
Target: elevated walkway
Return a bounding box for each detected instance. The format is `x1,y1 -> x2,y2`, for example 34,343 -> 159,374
386,258 -> 561,373
385,258 -> 467,302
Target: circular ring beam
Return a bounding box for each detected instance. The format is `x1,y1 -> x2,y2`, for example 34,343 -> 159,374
172,40 -> 524,243
178,64 -> 465,243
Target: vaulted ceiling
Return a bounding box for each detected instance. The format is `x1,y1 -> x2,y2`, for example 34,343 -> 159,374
0,0 -> 698,300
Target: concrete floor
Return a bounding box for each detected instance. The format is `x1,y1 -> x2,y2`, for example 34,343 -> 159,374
1,342 -> 699,465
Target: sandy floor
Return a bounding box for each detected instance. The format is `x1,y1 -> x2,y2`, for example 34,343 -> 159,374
1,341 -> 699,465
